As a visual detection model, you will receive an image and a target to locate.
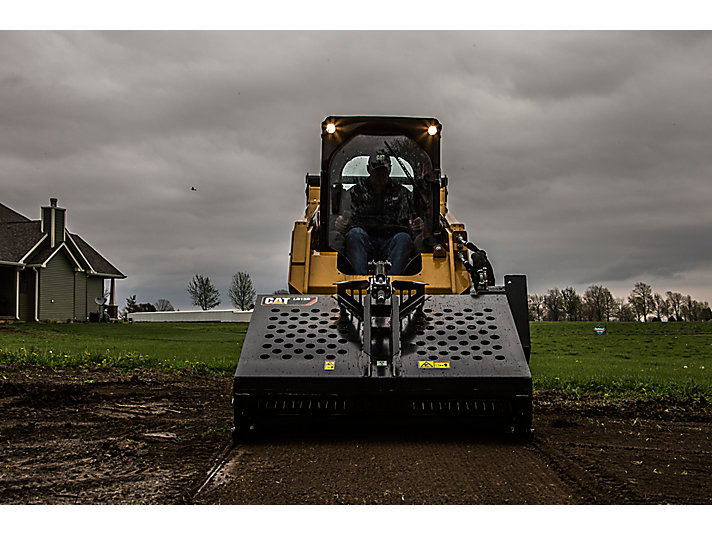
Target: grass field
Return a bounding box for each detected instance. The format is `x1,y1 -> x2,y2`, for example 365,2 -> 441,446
1,320 -> 710,397
530,321 -> 711,397
0,322 -> 247,373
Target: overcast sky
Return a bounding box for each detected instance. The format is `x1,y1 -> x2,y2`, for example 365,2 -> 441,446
2,30 -> 711,310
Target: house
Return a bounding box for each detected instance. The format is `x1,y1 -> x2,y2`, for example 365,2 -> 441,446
0,199 -> 125,321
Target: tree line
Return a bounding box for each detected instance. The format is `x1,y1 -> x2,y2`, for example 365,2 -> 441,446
123,271 -> 259,316
528,282 -> 712,322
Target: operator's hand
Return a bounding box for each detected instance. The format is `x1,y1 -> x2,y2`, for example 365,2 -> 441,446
410,217 -> 424,233
335,215 -> 348,232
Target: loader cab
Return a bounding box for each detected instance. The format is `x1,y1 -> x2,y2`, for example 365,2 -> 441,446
320,117 -> 442,275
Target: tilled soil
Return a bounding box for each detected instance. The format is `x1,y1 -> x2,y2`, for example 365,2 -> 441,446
1,364 -> 710,505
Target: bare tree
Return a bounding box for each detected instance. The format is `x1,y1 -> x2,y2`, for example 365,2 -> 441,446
544,288 -> 563,321
583,285 -> 614,322
187,274 -> 221,310
155,299 -> 175,311
610,297 -> 633,322
652,293 -> 669,321
628,282 -> 654,322
229,272 -> 257,310
666,291 -> 684,321
528,294 -> 545,321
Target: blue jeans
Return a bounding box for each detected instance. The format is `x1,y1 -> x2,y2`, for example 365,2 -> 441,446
345,227 -> 413,275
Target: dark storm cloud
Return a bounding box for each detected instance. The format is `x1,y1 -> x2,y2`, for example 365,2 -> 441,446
2,31 -> 711,309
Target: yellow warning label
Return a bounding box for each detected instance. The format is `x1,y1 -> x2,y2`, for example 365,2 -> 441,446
418,361 -> 450,369
324,361 -> 335,370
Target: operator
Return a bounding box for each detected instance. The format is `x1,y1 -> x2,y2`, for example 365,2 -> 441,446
334,153 -> 424,275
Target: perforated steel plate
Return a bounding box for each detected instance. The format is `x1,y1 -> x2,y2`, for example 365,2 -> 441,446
236,295 -> 363,379
399,294 -> 531,380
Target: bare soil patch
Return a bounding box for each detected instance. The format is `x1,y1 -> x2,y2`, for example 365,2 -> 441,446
1,365 -> 710,505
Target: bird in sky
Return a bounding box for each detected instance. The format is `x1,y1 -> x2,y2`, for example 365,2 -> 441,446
190,186 -> 197,191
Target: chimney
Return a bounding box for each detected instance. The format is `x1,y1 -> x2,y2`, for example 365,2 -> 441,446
41,198 -> 66,248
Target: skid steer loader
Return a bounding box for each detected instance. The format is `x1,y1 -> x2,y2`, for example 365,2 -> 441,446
233,116 -> 532,439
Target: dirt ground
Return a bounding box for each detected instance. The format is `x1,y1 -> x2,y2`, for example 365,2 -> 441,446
1,364 -> 710,505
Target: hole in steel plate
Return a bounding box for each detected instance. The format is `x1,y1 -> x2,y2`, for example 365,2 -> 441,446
471,345 -> 481,351
461,350 -> 470,356
272,348 -> 282,354
481,340 -> 490,345
484,308 -> 493,312
262,343 -> 272,349
271,308 -> 280,312
337,349 -> 348,355
417,350 -> 427,355
488,325 -> 498,330
468,334 -> 479,341
486,316 -> 495,321
304,354 -> 314,360
483,350 -> 492,355
493,345 -> 502,350
473,355 -> 482,360
281,354 -> 292,360
260,354 -> 270,359
490,334 -> 500,340
452,355 -> 460,360
315,348 -> 326,355
326,355 -> 336,360
294,348 -> 304,354
429,355 -> 438,360
495,355 -> 505,360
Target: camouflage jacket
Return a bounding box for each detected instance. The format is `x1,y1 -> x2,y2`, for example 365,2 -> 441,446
348,179 -> 415,238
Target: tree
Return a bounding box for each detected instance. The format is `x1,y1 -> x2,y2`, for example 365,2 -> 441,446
544,288 -> 563,321
125,294 -> 138,314
652,293 -> 669,321
187,274 -> 221,310
628,282 -> 654,322
135,302 -> 156,312
583,285 -> 614,322
561,287 -> 582,321
228,272 -> 256,310
155,299 -> 175,311
528,294 -> 545,321
665,291 -> 683,321
613,297 -> 635,322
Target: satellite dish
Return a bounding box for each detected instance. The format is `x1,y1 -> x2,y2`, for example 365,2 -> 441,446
95,295 -> 108,306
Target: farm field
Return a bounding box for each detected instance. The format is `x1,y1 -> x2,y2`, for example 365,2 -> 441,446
1,321 -> 710,396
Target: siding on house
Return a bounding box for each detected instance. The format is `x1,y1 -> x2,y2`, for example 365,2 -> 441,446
39,251 -> 75,320
74,271 -> 87,321
86,276 -> 104,316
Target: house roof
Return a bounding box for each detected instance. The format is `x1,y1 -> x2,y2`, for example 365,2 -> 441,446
0,221 -> 43,263
68,233 -> 124,277
0,201 -> 125,278
0,203 -> 30,223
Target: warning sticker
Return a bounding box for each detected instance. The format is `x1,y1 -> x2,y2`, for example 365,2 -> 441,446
324,361 -> 335,371
418,361 -> 450,369
261,296 -> 318,306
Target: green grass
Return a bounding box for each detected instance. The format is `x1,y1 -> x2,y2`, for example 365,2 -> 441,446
1,320 -> 711,397
530,321 -> 712,397
0,322 -> 247,373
